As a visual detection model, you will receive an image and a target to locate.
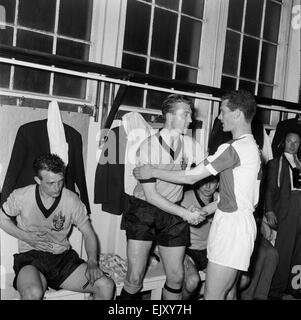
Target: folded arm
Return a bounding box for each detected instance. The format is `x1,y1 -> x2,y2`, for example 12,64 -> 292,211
0,209 -> 53,251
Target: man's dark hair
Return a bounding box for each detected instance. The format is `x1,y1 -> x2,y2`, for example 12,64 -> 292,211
194,175 -> 219,190
161,94 -> 193,120
33,154 -> 66,178
284,130 -> 301,140
221,90 -> 256,122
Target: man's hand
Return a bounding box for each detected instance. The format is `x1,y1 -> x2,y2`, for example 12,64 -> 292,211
24,231 -> 54,251
133,165 -> 154,180
261,220 -> 274,242
265,211 -> 278,230
85,260 -> 106,286
185,205 -> 207,225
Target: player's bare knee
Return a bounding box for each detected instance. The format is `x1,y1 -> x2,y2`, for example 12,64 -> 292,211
20,285 -> 44,300
94,276 -> 115,298
166,268 -> 184,287
186,272 -> 200,292
127,271 -> 144,287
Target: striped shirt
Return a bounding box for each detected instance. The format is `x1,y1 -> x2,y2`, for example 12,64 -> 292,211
205,134 -> 261,213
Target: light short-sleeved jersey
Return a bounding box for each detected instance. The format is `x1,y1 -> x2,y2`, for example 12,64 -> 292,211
204,134 -> 261,213
134,131 -> 204,203
2,185 -> 89,254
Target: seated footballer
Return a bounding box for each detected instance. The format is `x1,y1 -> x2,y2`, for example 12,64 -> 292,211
0,153 -> 115,300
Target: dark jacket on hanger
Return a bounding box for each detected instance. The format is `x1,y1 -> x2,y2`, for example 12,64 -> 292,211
208,117 -> 232,155
208,114 -> 264,155
1,119 -> 91,213
94,125 -> 128,215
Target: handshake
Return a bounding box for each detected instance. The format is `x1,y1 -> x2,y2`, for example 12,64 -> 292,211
184,205 -> 207,225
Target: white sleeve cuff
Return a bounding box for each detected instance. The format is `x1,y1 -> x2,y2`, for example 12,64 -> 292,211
205,163 -> 218,176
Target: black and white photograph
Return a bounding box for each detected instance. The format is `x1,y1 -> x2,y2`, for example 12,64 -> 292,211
0,0 -> 300,312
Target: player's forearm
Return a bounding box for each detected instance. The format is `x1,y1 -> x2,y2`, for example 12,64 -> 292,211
151,162 -> 210,185
145,193 -> 191,221
83,231 -> 99,264
0,213 -> 28,242
151,168 -> 199,185
202,201 -> 218,216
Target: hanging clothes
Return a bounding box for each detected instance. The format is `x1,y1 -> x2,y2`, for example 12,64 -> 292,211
47,100 -> 69,166
122,112 -> 155,196
208,114 -> 272,163
94,112 -> 156,214
208,117 -> 232,155
94,124 -> 128,215
1,119 -> 91,213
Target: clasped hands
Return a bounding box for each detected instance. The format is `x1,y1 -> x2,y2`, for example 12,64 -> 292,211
185,205 -> 207,225
133,165 -> 207,225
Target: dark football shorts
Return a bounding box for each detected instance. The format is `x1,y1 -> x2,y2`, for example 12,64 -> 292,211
13,249 -> 85,290
186,248 -> 208,271
121,196 -> 190,247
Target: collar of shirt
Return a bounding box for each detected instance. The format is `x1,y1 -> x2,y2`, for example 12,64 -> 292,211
237,133 -> 253,139
284,152 -> 297,168
160,128 -> 182,149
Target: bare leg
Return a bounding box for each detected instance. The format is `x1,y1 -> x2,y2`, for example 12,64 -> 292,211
159,245 -> 186,300
182,255 -> 201,300
204,261 -> 238,300
122,240 -> 153,296
225,271 -> 241,300
17,265 -> 47,300
60,263 -> 115,300
239,273 -> 251,299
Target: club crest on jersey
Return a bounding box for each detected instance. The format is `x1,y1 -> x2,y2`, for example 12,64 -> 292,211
52,211 -> 65,231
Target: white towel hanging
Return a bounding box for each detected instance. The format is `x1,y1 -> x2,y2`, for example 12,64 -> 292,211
47,100 -> 69,166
